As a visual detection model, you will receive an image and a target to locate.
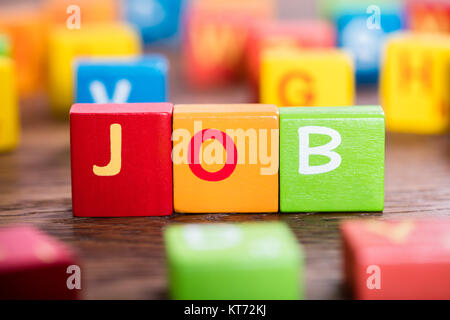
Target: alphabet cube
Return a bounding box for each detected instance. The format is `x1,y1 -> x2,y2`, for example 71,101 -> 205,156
406,0 -> 450,33
341,219 -> 450,299
0,6 -> 46,95
246,20 -> 336,99
123,0 -> 185,44
75,55 -> 168,104
0,57 -> 20,153
381,33 -> 450,134
260,49 -> 354,106
44,0 -> 118,25
183,0 -> 275,88
49,23 -> 141,117
279,106 -> 385,212
70,103 -> 173,217
165,222 -> 303,300
173,104 -> 279,213
0,225 -> 79,299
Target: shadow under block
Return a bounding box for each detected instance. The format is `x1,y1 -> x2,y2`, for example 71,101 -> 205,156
75,55 -> 168,104
260,49 -> 354,107
0,57 -> 19,152
173,104 -> 279,213
0,225 -> 79,299
341,219 -> 450,300
165,222 -> 303,300
245,20 -> 336,99
49,24 -> 141,117
381,33 -> 450,134
70,103 -> 173,217
279,106 -> 385,212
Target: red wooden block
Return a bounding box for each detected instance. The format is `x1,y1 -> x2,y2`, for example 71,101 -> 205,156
341,219 -> 450,300
182,1 -> 274,88
245,20 -> 336,100
406,0 -> 450,33
70,103 -> 173,217
0,225 -> 79,299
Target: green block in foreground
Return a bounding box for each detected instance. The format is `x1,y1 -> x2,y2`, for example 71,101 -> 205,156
0,35 -> 10,56
165,222 -> 303,300
279,106 -> 385,212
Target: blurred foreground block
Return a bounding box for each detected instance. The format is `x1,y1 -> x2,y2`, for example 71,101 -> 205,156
0,225 -> 80,299
245,20 -> 336,100
279,106 -> 385,212
0,57 -> 19,153
70,103 -> 173,217
182,0 -> 275,88
75,55 -> 168,104
0,5 -> 46,96
165,222 -> 303,300
173,104 -> 279,213
381,33 -> 450,134
123,0 -> 185,44
341,219 -> 450,299
48,23 -> 141,117
260,49 -> 354,106
44,0 -> 118,25
407,0 -> 450,33
0,35 -> 10,56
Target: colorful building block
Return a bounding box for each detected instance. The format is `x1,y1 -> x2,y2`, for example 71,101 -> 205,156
260,49 -> 354,107
75,55 -> 169,104
48,23 -> 141,117
381,33 -> 450,134
0,35 -> 10,56
0,5 -> 46,95
70,103 -> 173,217
279,106 -> 385,212
165,222 -> 303,300
182,0 -> 275,88
245,20 -> 336,100
341,219 -> 450,300
0,57 -> 19,153
406,0 -> 450,33
0,225 -> 79,299
173,104 -> 279,213
44,0 -> 118,25
123,0 -> 185,44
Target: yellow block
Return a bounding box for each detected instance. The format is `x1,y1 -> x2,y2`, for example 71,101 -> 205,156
48,23 -> 141,117
173,104 -> 279,213
381,33 -> 450,134
260,48 -> 354,107
0,57 -> 19,152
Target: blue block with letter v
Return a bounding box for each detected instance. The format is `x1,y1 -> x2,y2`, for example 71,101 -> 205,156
75,55 -> 169,104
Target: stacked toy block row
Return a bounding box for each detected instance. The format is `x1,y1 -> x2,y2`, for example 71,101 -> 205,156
70,103 -> 385,216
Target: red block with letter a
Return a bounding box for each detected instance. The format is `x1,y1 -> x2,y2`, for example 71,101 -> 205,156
0,225 -> 79,299
245,20 -> 336,100
406,0 -> 450,33
70,103 -> 173,217
341,219 -> 450,300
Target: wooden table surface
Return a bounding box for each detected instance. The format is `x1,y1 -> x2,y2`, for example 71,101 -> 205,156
1,44 -> 450,300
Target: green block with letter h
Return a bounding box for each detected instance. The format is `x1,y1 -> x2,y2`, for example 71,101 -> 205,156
279,106 -> 385,212
164,222 -> 303,300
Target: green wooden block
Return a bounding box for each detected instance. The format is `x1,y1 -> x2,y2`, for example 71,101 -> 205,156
164,222 -> 303,300
0,35 -> 10,56
279,106 -> 385,212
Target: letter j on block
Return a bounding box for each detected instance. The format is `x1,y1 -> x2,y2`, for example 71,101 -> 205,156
279,106 -> 385,212
70,103 -> 173,217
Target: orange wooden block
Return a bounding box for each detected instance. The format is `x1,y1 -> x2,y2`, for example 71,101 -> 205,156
173,104 -> 279,213
182,0 -> 275,88
44,0 -> 118,25
0,5 -> 46,96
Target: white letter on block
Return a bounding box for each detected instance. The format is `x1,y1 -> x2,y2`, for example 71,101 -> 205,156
298,126 -> 342,175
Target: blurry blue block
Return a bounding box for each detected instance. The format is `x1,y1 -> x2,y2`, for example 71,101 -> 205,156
337,11 -> 404,84
124,0 -> 185,44
75,55 -> 168,104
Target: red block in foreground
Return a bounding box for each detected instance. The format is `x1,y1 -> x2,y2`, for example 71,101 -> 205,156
341,219 -> 450,300
70,103 -> 173,217
245,20 -> 336,100
0,225 -> 79,299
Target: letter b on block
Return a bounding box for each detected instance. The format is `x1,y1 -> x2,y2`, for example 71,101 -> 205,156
279,106 -> 385,212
